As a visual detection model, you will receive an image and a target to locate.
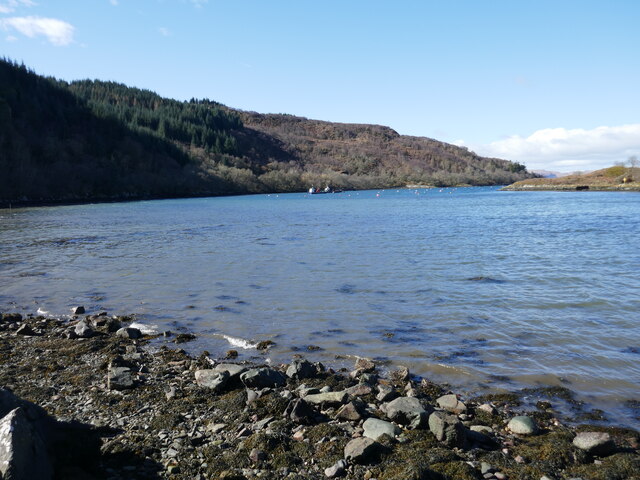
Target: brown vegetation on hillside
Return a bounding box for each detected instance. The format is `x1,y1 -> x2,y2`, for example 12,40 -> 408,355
503,165 -> 640,191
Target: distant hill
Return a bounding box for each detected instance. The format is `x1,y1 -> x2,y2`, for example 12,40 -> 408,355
504,166 -> 640,191
0,58 -> 534,206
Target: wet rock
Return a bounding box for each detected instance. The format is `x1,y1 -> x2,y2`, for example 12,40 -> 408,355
477,403 -> 496,415
0,407 -> 53,480
174,333 -> 196,343
346,384 -> 372,397
354,357 -> 376,373
324,459 -> 347,478
256,340 -> 275,350
507,415 -> 537,435
105,317 -> 122,332
284,398 -> 317,424
428,411 -> 467,448
225,349 -> 238,359
15,323 -> 37,336
390,366 -> 410,384
73,306 -> 85,315
572,431 -> 616,456
74,320 -> 94,338
194,369 -> 230,392
436,394 -> 467,414
1,313 -> 22,323
286,359 -> 317,380
363,418 -> 400,441
304,390 -> 349,406
385,396 -> 429,426
344,437 -> 381,464
240,368 -> 286,388
116,327 -> 142,339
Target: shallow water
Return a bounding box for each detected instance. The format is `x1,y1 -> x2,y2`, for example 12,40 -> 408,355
1,187 -> 639,427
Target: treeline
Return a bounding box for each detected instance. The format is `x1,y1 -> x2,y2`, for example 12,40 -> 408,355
0,58 -> 534,205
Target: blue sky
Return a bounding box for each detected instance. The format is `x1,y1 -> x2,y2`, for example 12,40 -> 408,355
1,0 -> 639,172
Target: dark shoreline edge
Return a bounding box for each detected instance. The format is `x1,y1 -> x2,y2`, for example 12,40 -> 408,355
1,310 -> 638,480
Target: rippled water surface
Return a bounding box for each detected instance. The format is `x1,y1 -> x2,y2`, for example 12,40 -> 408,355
1,188 -> 639,426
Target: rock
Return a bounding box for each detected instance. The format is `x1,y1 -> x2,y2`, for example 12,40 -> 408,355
105,317 -> 122,332
345,384 -> 372,396
354,357 -> 376,373
390,366 -> 410,384
256,340 -> 275,350
15,323 -> 36,336
363,418 -> 400,441
284,398 -> 317,424
194,369 -> 230,392
507,415 -> 537,435
344,437 -> 381,464
240,368 -> 286,388
0,407 -> 53,480
385,396 -> 429,426
72,306 -> 85,315
174,333 -> 196,343
478,403 -> 496,414
428,411 -> 467,448
572,431 -> 616,456
74,320 -> 94,338
436,394 -> 467,414
304,390 -> 349,406
225,349 -> 238,359
376,385 -> 397,403
1,313 -> 22,323
249,448 -> 267,463
107,361 -> 135,390
470,425 -> 494,434
213,363 -> 248,380
467,428 -> 498,449
286,359 -> 317,380
116,327 -> 142,339
335,402 -> 364,421
324,459 -> 347,478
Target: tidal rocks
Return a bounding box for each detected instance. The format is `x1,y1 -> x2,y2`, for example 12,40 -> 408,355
436,394 -> 467,414
304,390 -> 349,406
286,359 -> 317,380
283,398 -> 317,424
74,319 -> 94,338
363,418 -> 400,441
324,459 -> 347,478
213,363 -> 247,381
240,367 -> 286,388
116,326 -> 142,339
572,431 -> 616,456
72,306 -> 85,315
385,396 -> 429,427
194,369 -> 230,392
428,411 -> 467,448
507,415 -> 538,435
344,437 -> 381,464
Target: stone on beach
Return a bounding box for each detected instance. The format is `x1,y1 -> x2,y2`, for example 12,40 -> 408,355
507,415 -> 538,435
572,431 -> 616,456
116,327 -> 142,339
344,437 -> 381,464
195,369 -> 230,392
240,367 -> 287,389
428,411 -> 467,448
283,398 -> 317,424
385,396 -> 429,426
436,393 -> 467,414
286,359 -> 317,380
74,320 -> 94,338
213,363 -> 247,380
303,390 -> 349,406
324,459 -> 347,478
363,418 -> 400,441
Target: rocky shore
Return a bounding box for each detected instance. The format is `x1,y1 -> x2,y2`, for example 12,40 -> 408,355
0,311 -> 638,480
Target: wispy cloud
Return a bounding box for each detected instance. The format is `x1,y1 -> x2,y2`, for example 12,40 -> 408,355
0,16 -> 74,46
189,0 -> 208,8
469,124 -> 640,172
158,26 -> 171,37
109,0 -> 118,5
0,0 -> 36,14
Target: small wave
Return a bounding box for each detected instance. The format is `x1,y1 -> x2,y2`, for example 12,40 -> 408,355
36,307 -> 51,317
129,322 -> 158,335
217,334 -> 257,350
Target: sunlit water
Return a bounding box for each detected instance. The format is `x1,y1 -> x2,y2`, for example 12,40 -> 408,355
1,187 -> 639,427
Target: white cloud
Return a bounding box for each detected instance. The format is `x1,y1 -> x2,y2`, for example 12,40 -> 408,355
471,124 -> 640,172
0,0 -> 36,14
158,26 -> 171,36
5,34 -> 16,41
0,15 -> 74,46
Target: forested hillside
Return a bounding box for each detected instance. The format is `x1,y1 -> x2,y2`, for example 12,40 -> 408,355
0,58 -> 533,205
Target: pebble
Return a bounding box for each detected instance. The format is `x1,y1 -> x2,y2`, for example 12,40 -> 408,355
507,416 -> 537,435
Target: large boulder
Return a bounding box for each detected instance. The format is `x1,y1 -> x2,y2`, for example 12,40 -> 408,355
303,390 -> 349,406
240,368 -> 287,389
286,359 -> 317,380
194,370 -> 230,392
436,394 -> 467,414
572,432 -> 616,456
507,416 -> 537,435
344,437 -> 381,464
0,407 -> 53,480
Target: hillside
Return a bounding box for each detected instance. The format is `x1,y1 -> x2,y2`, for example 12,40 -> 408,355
0,58 -> 534,206
503,166 -> 640,191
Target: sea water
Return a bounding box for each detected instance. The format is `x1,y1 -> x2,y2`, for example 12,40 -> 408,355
1,187 -> 639,427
